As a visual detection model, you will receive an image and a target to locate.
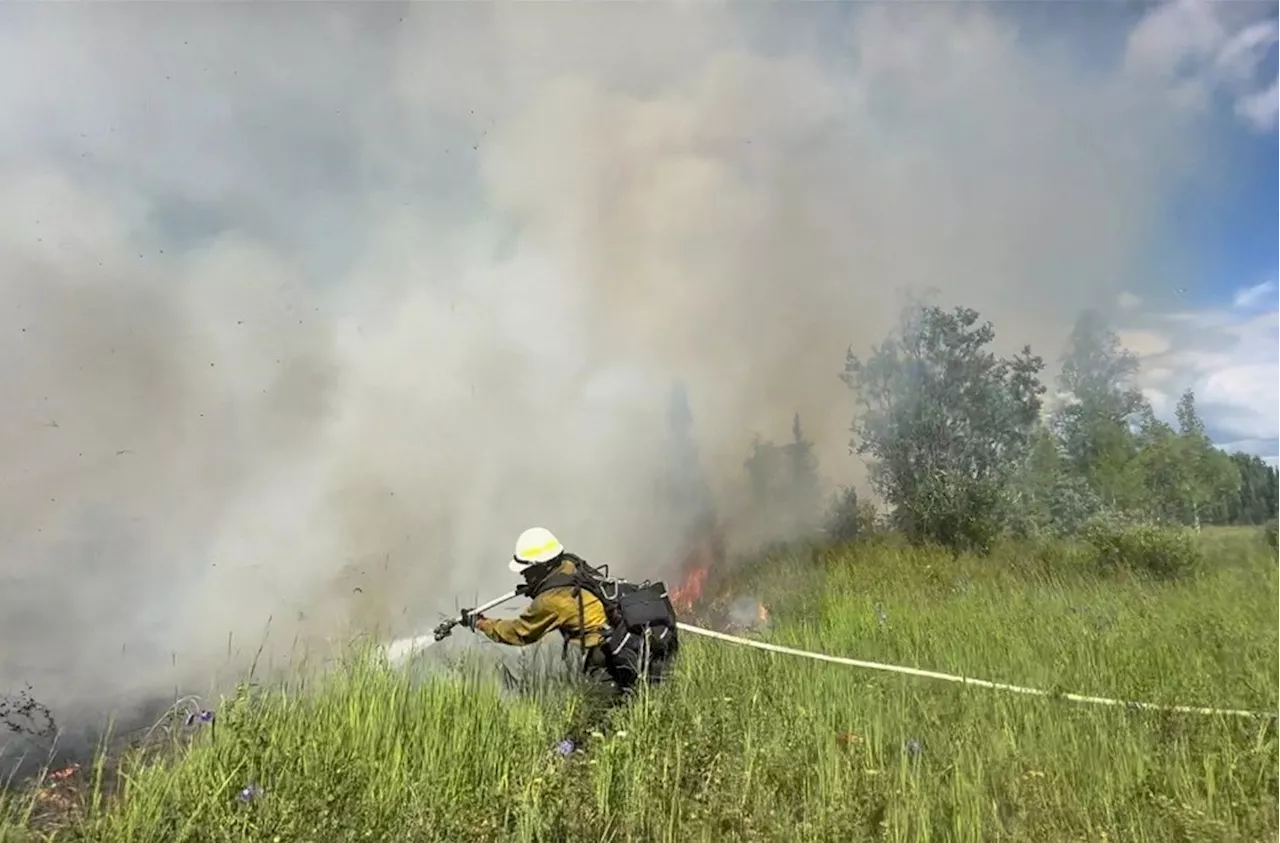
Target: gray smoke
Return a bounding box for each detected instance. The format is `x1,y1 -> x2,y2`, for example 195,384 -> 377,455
0,1 -> 1271,764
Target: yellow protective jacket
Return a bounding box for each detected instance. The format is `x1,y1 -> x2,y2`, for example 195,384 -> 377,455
476,559 -> 607,649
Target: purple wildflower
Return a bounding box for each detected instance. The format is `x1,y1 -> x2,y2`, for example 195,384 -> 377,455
237,784 -> 261,803
555,739 -> 574,757
184,709 -> 215,727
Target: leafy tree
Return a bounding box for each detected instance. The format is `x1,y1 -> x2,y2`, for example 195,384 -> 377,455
1196,449 -> 1243,525
1226,453 -> 1279,525
1056,309 -> 1147,421
1128,412 -> 1195,523
1046,315 -> 1254,531
743,413 -> 823,535
784,413 -> 822,530
1174,388 -> 1205,439
744,435 -> 785,512
1046,469 -> 1106,536
823,485 -> 862,544
1115,396 -> 1234,527
1052,310 -> 1148,504
1008,424 -> 1059,536
1170,389 -> 1240,527
1010,423 -> 1103,537
841,304 -> 1046,552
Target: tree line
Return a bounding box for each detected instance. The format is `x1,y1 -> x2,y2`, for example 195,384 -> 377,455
668,301 -> 1278,555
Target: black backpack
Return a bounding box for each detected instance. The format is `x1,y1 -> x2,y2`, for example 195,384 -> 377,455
528,553 -> 680,681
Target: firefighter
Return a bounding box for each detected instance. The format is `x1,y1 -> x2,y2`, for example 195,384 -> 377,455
459,527 -> 675,694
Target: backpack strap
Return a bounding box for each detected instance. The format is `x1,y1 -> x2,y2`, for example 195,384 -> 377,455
528,563 -> 606,663
532,571 -> 578,594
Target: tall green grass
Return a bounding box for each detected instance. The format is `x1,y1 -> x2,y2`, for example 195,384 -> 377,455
3,531 -> 1276,842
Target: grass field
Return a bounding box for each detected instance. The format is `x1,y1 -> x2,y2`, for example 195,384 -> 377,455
2,528 -> 1276,842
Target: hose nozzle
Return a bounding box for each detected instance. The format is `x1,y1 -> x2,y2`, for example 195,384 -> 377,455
432,619 -> 457,641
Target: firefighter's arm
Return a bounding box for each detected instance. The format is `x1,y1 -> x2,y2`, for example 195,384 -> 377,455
476,594 -> 564,646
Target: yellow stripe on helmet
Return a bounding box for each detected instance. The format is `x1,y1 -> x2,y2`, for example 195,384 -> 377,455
517,538 -> 562,560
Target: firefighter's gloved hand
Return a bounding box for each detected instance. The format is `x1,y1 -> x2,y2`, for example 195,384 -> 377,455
459,608 -> 484,632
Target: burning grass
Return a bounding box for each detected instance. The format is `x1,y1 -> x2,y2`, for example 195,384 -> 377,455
1,529 -> 1276,842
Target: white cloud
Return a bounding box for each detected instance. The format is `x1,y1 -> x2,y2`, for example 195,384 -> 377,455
1142,386 -> 1174,419
1124,0 -> 1225,79
1118,291 -> 1143,310
1233,279 -> 1277,310
1129,307 -> 1278,445
1199,356 -> 1278,438
1123,0 -> 1279,134
1215,18 -> 1279,81
1235,79 -> 1278,131
1143,366 -> 1176,385
1216,439 -> 1280,466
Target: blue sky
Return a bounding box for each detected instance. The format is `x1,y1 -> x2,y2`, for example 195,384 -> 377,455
1124,132 -> 1277,462
1146,95 -> 1277,461
1174,110 -> 1277,308
1057,0 -> 1278,464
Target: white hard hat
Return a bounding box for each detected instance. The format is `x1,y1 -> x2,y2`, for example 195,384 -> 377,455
510,527 -> 564,573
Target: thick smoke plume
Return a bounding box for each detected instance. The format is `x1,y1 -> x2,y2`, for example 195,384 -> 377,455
0,1 -> 1271,760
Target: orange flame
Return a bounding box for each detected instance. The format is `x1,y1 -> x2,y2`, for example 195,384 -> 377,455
668,519 -> 726,616
670,564 -> 709,615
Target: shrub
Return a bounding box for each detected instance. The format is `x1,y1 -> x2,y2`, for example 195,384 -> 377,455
1081,515 -> 1203,581
1045,472 -> 1104,537
1265,518 -> 1278,552
822,487 -> 879,545
822,486 -> 861,544
901,475 -> 1006,554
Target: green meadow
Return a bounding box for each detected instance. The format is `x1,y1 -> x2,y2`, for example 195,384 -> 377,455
3,528 -> 1276,843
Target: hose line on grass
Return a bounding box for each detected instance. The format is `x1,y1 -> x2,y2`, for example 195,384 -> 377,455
385,592 -> 1272,719
676,623 -> 1275,719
